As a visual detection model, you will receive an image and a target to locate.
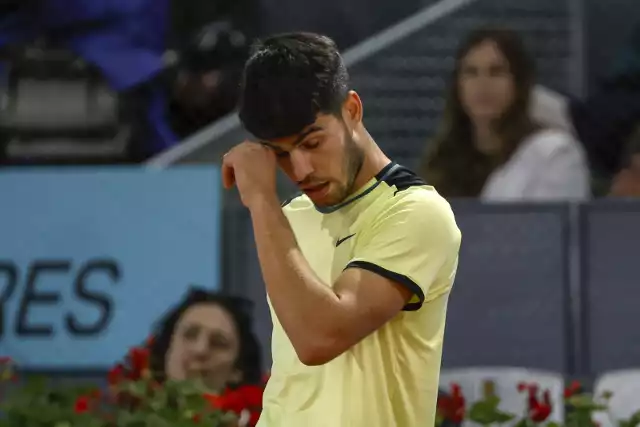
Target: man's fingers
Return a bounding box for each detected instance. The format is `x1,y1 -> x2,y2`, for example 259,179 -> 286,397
221,162 -> 235,189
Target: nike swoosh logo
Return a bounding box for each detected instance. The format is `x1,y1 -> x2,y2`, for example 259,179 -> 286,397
335,233 -> 356,247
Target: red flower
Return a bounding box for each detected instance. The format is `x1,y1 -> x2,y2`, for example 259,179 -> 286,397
528,386 -> 552,423
249,409 -> 261,426
128,347 -> 150,374
74,396 -> 90,414
437,383 -> 465,423
236,385 -> 264,408
203,392 -> 224,409
107,364 -> 125,386
517,382 -> 528,392
564,380 -> 581,398
204,384 -> 264,426
211,389 -> 246,414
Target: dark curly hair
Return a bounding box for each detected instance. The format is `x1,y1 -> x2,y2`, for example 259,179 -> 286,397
238,32 -> 349,140
147,287 -> 263,387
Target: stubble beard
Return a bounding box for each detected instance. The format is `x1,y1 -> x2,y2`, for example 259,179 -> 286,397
337,132 -> 365,202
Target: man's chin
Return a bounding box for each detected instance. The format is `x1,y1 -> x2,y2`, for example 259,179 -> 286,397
309,192 -> 348,208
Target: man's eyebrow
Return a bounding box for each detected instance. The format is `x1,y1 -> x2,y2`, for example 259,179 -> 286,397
294,125 -> 323,145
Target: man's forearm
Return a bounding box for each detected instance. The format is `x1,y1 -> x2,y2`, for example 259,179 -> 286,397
248,196 -> 344,357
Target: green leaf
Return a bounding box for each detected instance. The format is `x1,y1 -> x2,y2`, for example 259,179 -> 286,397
24,374 -> 49,391
514,419 -> 533,427
567,394 -> 609,411
600,390 -> 614,400
468,397 -> 516,425
619,409 -> 640,427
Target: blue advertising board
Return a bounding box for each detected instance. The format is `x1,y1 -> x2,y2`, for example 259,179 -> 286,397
0,166 -> 221,369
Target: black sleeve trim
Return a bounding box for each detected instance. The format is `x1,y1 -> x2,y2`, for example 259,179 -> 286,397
345,261 -> 425,311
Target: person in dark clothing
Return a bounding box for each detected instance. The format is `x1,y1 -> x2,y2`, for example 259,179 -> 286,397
165,0 -> 263,139
570,22 -> 640,193
609,124 -> 640,197
0,0 -> 177,162
168,20 -> 251,138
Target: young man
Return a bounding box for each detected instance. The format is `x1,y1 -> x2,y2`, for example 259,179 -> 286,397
222,32 -> 461,427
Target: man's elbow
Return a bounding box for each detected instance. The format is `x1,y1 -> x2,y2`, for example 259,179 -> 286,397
294,338 -> 348,366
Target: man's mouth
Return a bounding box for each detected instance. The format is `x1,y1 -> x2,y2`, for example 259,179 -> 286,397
301,182 -> 329,196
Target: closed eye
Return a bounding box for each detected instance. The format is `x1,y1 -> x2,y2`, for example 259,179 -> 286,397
301,139 -> 321,150
489,64 -> 509,76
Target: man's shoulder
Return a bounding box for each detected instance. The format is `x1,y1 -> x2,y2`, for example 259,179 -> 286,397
377,185 -> 452,218
365,186 -> 459,246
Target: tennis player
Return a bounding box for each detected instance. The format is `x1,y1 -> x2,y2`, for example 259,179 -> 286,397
222,32 -> 461,427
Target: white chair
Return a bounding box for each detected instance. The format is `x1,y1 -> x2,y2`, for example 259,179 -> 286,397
592,369 -> 640,427
439,367 -> 565,427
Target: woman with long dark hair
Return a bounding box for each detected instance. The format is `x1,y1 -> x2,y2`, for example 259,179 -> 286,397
420,27 -> 589,201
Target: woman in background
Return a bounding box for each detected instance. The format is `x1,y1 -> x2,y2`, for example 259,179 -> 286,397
149,288 -> 264,426
420,27 -> 590,201
609,124 -> 640,197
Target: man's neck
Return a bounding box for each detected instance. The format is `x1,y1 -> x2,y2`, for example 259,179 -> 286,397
351,131 -> 391,191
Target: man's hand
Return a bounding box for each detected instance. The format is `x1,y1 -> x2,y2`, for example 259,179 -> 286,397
222,141 -> 279,208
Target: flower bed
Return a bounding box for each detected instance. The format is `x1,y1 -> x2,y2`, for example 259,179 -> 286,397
0,341 -> 263,427
2,344 -> 639,427
437,381 -> 640,427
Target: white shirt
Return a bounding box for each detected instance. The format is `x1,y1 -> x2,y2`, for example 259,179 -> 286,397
481,129 -> 590,202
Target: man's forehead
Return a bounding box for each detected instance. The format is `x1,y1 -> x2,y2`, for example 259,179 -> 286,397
261,116 -> 333,147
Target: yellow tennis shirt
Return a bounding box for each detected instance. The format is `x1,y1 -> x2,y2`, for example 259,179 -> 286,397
257,163 -> 461,427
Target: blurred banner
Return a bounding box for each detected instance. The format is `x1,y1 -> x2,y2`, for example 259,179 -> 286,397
0,166 -> 220,369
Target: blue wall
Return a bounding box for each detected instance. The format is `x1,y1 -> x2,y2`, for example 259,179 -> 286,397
0,166 -> 221,369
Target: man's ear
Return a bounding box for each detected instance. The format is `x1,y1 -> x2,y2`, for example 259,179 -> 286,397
342,90 -> 363,125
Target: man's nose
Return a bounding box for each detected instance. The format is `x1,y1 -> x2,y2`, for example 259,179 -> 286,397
290,150 -> 314,182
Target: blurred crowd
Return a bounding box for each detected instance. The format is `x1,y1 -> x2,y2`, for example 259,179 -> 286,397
1,0 -> 639,198
0,0 -> 259,163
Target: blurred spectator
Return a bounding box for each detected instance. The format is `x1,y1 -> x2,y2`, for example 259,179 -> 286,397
148,288 -> 263,391
420,27 -> 589,202
169,21 -> 251,138
170,0 -> 262,49
0,0 -> 177,162
609,124 -> 640,197
570,22 -> 640,195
